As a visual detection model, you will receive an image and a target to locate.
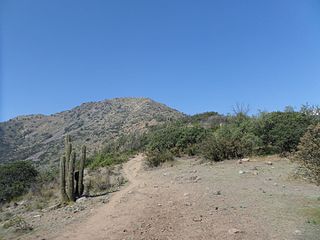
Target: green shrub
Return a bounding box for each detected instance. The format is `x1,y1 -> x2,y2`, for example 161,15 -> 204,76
255,111 -> 312,154
0,161 -> 38,203
146,150 -> 174,167
147,123 -> 207,156
86,151 -> 134,169
201,121 -> 262,161
294,123 -> 320,185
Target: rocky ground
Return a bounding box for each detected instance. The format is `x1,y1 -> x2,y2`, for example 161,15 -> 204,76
2,155 -> 320,240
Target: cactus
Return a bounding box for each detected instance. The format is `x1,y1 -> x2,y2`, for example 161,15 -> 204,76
78,145 -> 86,196
59,156 -> 68,202
65,135 -> 72,175
67,151 -> 76,201
59,134 -> 87,202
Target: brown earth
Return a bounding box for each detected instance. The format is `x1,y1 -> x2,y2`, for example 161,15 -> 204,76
22,155 -> 320,239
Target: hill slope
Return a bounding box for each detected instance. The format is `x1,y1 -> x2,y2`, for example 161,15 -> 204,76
0,98 -> 184,165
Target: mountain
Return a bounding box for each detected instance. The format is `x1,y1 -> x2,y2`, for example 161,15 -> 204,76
0,98 -> 185,165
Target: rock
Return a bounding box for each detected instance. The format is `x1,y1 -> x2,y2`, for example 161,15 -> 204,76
215,190 -> 221,195
242,158 -> 250,162
228,228 -> 242,234
239,170 -> 245,174
294,230 -> 302,235
266,161 -> 273,165
18,200 -> 27,206
153,185 -> 159,188
76,197 -> 87,203
192,216 -> 203,222
157,203 -> 162,206
237,159 -> 243,164
194,176 -> 201,183
273,183 -> 278,186
183,193 -> 190,197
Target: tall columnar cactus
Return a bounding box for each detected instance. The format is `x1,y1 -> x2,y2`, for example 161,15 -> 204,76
65,135 -> 72,174
60,134 -> 87,202
67,151 -> 76,201
59,156 -> 68,202
78,145 -> 86,196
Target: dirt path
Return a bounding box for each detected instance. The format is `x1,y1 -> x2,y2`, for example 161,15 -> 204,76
38,155 -> 320,239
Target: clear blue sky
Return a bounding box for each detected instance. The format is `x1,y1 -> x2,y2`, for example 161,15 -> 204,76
1,0 -> 320,121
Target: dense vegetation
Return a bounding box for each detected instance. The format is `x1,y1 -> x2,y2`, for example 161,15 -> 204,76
144,107 -> 319,167
294,123 -> 320,185
0,161 -> 38,203
86,106 -> 319,171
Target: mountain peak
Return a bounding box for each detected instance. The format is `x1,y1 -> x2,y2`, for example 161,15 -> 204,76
0,97 -> 184,164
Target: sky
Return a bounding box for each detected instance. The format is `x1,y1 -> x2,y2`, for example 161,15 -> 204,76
1,0 -> 320,121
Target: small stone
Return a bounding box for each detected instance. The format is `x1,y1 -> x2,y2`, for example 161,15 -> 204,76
76,197 -> 87,203
237,159 -> 243,164
215,190 -> 221,195
153,185 -> 159,188
157,203 -> 162,206
192,216 -> 202,222
294,230 -> 302,235
266,161 -> 273,165
273,183 -> 278,186
228,228 -> 242,234
242,158 -> 250,162
239,170 -> 245,174
183,193 -> 190,197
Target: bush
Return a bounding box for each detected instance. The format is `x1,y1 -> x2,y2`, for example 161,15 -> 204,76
294,124 -> 320,185
147,123 -> 207,156
255,111 -> 312,154
0,161 -> 38,203
86,151 -> 134,169
201,120 -> 262,161
146,150 -> 174,167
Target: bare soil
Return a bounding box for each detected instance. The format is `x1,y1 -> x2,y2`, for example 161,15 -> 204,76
16,155 -> 320,239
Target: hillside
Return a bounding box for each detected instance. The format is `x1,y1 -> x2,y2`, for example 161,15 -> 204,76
0,98 -> 184,165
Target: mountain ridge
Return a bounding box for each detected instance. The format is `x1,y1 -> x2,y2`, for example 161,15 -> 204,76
0,97 -> 185,165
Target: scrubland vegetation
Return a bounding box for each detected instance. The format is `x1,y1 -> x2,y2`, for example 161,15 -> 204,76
1,104 -> 320,208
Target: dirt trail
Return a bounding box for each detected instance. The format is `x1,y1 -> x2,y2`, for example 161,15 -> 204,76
44,155 -> 319,239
